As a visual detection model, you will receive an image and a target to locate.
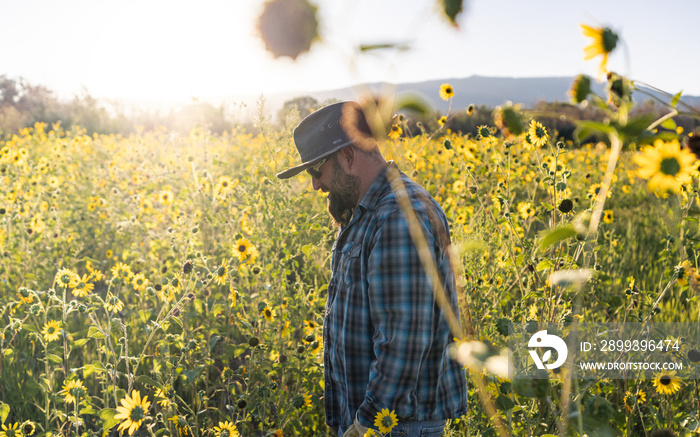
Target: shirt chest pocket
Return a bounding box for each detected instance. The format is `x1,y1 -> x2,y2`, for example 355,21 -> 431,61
339,241 -> 363,286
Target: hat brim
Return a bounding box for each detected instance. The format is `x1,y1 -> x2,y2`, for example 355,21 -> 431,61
276,140 -> 352,179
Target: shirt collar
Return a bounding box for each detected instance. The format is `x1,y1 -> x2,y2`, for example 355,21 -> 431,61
357,161 -> 398,212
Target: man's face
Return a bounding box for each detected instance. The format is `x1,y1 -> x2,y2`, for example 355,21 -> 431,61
309,153 -> 359,227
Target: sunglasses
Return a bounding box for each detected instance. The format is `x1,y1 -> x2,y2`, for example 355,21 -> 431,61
306,157 -> 328,179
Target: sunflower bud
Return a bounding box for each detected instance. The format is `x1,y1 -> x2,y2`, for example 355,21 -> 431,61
570,74 -> 592,104
257,0 -> 319,60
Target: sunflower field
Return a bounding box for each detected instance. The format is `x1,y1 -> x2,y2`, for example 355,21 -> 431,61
2,32 -> 700,437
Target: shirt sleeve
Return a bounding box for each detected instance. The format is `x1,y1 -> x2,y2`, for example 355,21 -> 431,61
356,207 -> 442,427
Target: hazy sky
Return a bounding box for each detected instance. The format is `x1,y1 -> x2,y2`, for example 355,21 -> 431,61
2,0 -> 698,105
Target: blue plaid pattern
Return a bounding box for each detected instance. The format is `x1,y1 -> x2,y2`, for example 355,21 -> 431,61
322,162 -> 468,431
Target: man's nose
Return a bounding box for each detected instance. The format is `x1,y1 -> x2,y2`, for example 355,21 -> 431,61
312,177 -> 322,191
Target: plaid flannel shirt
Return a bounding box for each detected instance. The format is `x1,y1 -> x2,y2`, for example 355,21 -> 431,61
322,162 -> 468,431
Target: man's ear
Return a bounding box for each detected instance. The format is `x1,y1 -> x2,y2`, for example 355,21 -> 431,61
338,146 -> 355,169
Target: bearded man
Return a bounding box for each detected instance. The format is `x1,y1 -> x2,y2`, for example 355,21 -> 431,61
276,101 -> 468,436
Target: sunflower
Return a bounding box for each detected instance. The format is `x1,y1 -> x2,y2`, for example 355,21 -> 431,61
304,319 -> 317,333
55,268 -> 79,289
131,273 -> 149,291
438,116 -> 447,126
41,320 -> 62,342
674,260 -> 695,286
374,408 -> 399,434
652,369 -> 681,395
72,274 -> 94,297
215,176 -> 236,196
388,124 -> 402,140
603,209 -> 614,224
439,83 -> 454,101
233,237 -> 257,263
623,390 -> 646,412
114,390 -> 151,436
17,287 -> 34,305
214,259 -> 230,286
62,378 -> 87,404
558,199 -> 574,214
587,183 -> 612,200
581,24 -> 619,77
528,120 -> 549,148
569,74 -> 592,104
477,125 -> 493,139
168,415 -> 190,436
634,139 -> 697,194
154,387 -> 171,407
111,262 -> 133,281
104,292 -> 124,313
158,189 -> 174,205
20,421 -> 36,436
0,422 -> 19,437
139,199 -> 153,214
47,176 -> 59,189
29,214 -> 45,234
261,305 -> 276,323
213,421 -> 239,437
516,202 -> 535,220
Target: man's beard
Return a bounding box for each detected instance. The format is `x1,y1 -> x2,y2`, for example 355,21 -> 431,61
327,160 -> 360,228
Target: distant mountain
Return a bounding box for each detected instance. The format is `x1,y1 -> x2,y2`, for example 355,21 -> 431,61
251,75 -> 700,117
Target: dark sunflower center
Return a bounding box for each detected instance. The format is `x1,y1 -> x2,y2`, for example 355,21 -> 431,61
602,28 -> 619,53
238,245 -> 247,253
61,275 -> 71,284
660,157 -> 681,176
535,127 -> 547,138
382,416 -> 393,427
660,375 -> 671,385
130,405 -> 145,421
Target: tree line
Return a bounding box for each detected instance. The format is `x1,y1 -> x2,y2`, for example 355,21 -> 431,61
2,75 -> 697,143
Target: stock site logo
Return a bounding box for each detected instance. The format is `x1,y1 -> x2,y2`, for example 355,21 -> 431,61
528,330 -> 568,370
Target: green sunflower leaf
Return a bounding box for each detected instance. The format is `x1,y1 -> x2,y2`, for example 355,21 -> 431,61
88,326 -> 106,339
47,354 -> 63,364
574,121 -> 615,143
73,338 -> 90,347
495,394 -> 515,411
0,402 -> 9,424
538,224 -> 577,251
671,91 -> 682,108
661,118 -> 677,130
136,375 -> 165,392
99,408 -> 119,431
